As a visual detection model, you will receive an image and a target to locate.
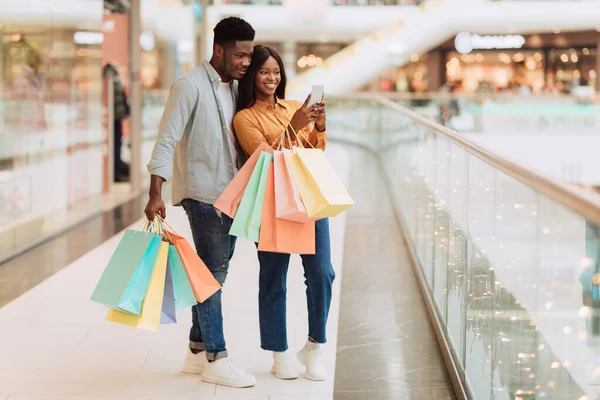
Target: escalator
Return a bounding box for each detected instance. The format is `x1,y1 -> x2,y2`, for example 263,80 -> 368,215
288,0 -> 600,97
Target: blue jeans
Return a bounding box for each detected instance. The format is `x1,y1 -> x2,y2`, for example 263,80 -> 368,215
257,218 -> 335,352
181,199 -> 236,361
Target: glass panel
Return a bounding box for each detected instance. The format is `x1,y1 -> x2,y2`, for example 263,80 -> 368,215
491,171 -> 539,398
446,143 -> 469,367
464,156 -> 495,400
433,136 -> 451,320
416,130 -> 436,287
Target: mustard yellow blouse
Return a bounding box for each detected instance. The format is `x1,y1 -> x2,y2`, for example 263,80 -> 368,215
233,98 -> 327,157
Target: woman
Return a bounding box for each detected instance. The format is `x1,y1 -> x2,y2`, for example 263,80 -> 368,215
233,45 -> 335,382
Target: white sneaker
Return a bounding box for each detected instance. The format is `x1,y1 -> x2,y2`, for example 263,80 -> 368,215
201,358 -> 257,388
297,343 -> 327,381
272,351 -> 299,380
182,347 -> 206,374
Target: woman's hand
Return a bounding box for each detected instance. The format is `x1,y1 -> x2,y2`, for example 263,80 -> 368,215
314,99 -> 326,132
289,94 -> 318,138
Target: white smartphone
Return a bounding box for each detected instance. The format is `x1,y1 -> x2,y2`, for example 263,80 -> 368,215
308,84 -> 325,107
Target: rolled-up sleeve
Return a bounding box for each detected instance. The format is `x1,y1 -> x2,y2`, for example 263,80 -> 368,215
147,78 -> 198,181
305,126 -> 327,150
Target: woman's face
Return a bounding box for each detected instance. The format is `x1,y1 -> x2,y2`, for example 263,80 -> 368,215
254,56 -> 281,99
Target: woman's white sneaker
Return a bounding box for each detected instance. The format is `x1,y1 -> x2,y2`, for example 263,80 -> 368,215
201,358 -> 257,388
297,343 -> 327,381
182,347 -> 205,374
272,351 -> 299,380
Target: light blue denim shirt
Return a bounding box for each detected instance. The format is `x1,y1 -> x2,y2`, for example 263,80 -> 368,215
147,61 -> 241,206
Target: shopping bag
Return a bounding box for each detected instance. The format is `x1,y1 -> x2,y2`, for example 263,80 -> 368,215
259,163 -> 316,254
274,148 -> 312,223
229,151 -> 273,242
215,143 -> 273,218
91,229 -> 162,315
105,241 -> 169,332
289,147 -> 354,219
160,259 -> 177,324
165,229 -> 221,303
168,244 -> 197,311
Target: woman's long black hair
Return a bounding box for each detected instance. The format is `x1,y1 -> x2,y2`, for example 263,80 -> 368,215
237,45 -> 287,112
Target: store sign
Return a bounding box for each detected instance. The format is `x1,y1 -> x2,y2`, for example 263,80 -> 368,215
455,32 -> 526,54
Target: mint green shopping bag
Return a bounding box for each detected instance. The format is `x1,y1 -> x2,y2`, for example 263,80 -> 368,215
168,244 -> 197,311
91,229 -> 161,315
229,151 -> 273,242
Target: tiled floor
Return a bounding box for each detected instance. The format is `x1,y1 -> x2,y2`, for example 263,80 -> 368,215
0,146 -> 350,400
332,146 -> 455,400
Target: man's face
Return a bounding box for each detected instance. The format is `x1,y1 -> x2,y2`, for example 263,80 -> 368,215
222,41 -> 253,81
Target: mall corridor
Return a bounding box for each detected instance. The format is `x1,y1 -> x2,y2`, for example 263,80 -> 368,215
3,0 -> 600,399
0,144 -> 453,399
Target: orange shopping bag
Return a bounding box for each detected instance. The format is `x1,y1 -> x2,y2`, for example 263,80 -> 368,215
161,221 -> 221,303
258,162 -> 315,255
274,148 -> 312,223
215,143 -> 273,218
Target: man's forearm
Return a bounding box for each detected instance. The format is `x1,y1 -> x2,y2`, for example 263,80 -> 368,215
149,174 -> 165,197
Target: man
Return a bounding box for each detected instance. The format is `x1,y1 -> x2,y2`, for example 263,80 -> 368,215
145,17 -> 256,388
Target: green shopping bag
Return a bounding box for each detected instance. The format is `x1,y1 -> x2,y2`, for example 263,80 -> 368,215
91,229 -> 162,315
229,151 -> 273,242
168,244 -> 197,311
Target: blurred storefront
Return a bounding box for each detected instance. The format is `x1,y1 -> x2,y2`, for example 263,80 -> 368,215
434,30 -> 599,94
368,30 -> 599,94
0,18 -> 107,259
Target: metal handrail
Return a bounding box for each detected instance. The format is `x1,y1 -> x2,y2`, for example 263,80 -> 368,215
376,91 -> 600,102
372,95 -> 600,226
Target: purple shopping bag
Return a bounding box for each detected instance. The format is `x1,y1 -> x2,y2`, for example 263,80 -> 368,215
160,259 -> 177,324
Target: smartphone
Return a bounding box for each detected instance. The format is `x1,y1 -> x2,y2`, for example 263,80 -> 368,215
308,85 -> 325,107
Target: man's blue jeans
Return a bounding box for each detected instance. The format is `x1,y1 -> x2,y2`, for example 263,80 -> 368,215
182,199 -> 236,361
257,218 -> 335,352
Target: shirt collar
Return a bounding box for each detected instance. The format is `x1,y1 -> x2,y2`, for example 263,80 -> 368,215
254,97 -> 287,111
203,61 -> 233,86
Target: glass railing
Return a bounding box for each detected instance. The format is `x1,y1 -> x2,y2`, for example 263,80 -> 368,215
381,93 -> 600,134
327,95 -> 600,400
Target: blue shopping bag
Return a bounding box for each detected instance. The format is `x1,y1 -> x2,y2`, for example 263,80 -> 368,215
168,244 -> 197,311
91,229 -> 162,315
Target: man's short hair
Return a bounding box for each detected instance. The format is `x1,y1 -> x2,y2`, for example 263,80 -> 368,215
213,17 -> 255,47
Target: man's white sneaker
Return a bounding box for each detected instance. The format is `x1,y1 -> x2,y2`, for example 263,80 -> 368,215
201,358 -> 257,388
297,344 -> 327,381
272,351 -> 299,380
182,347 -> 205,375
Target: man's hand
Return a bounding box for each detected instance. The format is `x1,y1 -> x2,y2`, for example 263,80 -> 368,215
145,175 -> 166,221
145,194 -> 166,221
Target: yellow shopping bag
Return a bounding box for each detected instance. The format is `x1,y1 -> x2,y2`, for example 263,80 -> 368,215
105,240 -> 169,332
288,147 -> 354,219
